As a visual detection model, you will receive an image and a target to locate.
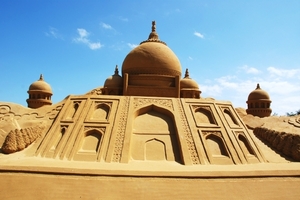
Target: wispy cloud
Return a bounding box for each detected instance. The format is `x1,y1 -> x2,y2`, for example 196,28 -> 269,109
267,66 -> 300,78
45,27 -> 63,39
240,65 -> 261,74
165,8 -> 181,16
188,56 -> 193,60
194,31 -> 204,39
73,28 -> 102,50
119,16 -> 128,22
127,43 -> 138,49
101,22 -> 113,30
198,66 -> 300,115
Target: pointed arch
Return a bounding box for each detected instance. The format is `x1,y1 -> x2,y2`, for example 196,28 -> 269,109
195,107 -> 216,125
131,104 -> 182,163
206,134 -> 229,157
80,129 -> 102,153
238,134 -> 255,156
92,103 -> 110,120
145,138 -> 166,160
223,108 -> 238,126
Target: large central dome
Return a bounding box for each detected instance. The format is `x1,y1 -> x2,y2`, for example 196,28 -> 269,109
122,21 -> 182,77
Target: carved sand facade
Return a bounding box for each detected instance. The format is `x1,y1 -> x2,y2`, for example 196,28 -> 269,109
1,21 -> 300,199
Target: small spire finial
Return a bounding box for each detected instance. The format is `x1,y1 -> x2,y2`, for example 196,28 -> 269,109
184,69 -> 190,78
39,74 -> 44,81
256,83 -> 261,89
114,65 -> 119,75
152,21 -> 156,32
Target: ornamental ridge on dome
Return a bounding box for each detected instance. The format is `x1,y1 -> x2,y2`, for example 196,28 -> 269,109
140,21 -> 167,45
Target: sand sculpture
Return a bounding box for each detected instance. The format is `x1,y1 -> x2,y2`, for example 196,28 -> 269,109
0,21 -> 300,199
246,83 -> 272,117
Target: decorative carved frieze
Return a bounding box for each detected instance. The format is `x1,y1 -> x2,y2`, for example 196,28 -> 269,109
133,98 -> 174,110
113,96 -> 130,162
176,99 -> 200,164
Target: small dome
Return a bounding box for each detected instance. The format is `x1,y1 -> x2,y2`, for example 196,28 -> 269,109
247,84 -> 270,101
180,69 -> 199,89
104,66 -> 123,88
122,21 -> 182,77
28,74 -> 52,94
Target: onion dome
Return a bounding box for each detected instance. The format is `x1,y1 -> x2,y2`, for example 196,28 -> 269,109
27,74 -> 52,109
104,65 -> 123,88
180,69 -> 201,98
247,83 -> 270,101
122,21 -> 182,77
101,65 -> 123,95
28,74 -> 52,94
246,83 -> 272,118
180,69 -> 199,89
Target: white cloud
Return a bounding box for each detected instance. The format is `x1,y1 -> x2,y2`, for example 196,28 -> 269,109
194,31 -> 204,39
201,84 -> 223,97
45,27 -> 63,39
188,56 -> 193,60
119,16 -> 128,22
240,65 -> 261,74
127,43 -> 138,49
198,66 -> 300,115
216,76 -> 239,89
74,28 -> 102,50
101,22 -> 112,30
267,66 -> 300,78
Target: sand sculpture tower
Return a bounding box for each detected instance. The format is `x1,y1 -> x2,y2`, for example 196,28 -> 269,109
26,74 -> 53,108
246,83 -> 272,117
102,65 -> 123,95
180,69 -> 201,98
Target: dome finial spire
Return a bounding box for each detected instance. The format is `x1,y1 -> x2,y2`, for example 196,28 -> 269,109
184,68 -> 190,78
256,83 -> 261,89
147,20 -> 159,41
152,21 -> 156,32
39,74 -> 44,81
141,21 -> 166,45
114,65 -> 119,75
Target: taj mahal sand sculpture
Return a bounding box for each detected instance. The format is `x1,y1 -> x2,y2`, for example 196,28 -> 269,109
0,21 -> 300,199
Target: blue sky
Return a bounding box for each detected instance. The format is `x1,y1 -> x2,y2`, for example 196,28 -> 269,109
1,0 -> 299,115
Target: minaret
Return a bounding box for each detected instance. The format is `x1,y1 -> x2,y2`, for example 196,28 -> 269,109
246,83 -> 272,117
180,69 -> 201,98
27,74 -> 53,108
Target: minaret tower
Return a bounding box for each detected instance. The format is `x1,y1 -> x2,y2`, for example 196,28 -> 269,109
246,83 -> 272,117
27,74 -> 53,108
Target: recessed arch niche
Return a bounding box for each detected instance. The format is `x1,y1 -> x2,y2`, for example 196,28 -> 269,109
194,107 -> 216,125
130,105 -> 182,163
223,108 -> 239,127
73,129 -> 102,161
50,126 -> 67,153
66,101 -> 80,120
91,103 -> 110,120
236,133 -> 259,163
205,133 -> 233,165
